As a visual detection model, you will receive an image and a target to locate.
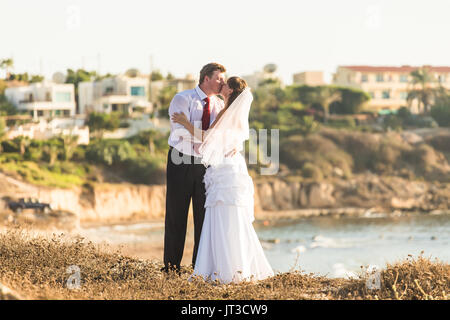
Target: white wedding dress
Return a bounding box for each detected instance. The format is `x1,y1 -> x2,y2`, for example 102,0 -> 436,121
191,89 -> 274,284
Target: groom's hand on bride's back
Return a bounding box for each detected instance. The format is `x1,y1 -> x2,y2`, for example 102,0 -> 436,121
225,148 -> 238,157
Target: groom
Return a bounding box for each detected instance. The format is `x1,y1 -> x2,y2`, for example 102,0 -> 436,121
162,62 -> 227,273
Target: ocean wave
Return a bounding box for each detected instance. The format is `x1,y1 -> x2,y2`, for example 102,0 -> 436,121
332,263 -> 358,279
291,245 -> 307,254
310,235 -> 355,249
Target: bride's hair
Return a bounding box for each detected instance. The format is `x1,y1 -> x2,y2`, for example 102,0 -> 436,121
226,77 -> 248,109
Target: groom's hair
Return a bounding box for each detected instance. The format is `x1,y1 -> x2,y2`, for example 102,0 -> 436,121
199,63 -> 226,85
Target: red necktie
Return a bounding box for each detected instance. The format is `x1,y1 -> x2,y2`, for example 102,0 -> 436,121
202,97 -> 211,130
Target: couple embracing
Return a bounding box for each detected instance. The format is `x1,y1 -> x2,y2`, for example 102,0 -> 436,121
162,62 -> 274,284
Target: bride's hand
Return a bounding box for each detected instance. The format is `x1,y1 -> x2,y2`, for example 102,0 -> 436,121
225,147 -> 238,157
171,112 -> 189,127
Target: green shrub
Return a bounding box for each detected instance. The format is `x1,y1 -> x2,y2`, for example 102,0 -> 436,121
1,140 -> 19,153
425,133 -> 450,153
324,130 -> 380,172
383,114 -> 403,131
310,157 -> 333,178
123,156 -> 166,185
86,140 -> 137,166
301,162 -> 323,180
280,133 -> 353,179
0,153 -> 21,163
298,116 -> 320,136
323,151 -> 353,178
23,147 -> 43,162
430,96 -> 450,127
71,146 -> 86,162
375,141 -> 402,173
327,117 -> 356,129
403,144 -> 438,168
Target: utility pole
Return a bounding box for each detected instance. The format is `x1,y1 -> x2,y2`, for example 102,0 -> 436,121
97,53 -> 101,77
39,57 -> 43,76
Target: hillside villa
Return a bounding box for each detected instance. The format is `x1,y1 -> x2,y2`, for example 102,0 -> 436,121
333,65 -> 450,113
78,74 -> 152,115
4,81 -> 76,120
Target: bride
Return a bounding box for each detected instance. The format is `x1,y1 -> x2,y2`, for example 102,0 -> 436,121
171,76 -> 274,284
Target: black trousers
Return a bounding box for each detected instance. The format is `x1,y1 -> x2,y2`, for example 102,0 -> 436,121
163,147 -> 207,270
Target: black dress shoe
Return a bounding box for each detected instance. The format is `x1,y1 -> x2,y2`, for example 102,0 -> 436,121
160,265 -> 181,275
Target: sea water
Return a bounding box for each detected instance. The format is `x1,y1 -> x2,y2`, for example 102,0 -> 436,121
257,213 -> 450,278
78,213 -> 450,278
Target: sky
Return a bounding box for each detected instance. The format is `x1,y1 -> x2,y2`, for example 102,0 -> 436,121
1,0 -> 450,84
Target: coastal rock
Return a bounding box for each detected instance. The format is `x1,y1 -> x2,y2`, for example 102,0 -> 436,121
1,169 -> 449,224
308,183 -> 336,208
391,197 -> 419,210
88,183 -> 166,222
272,180 -> 294,210
254,173 -> 449,213
290,182 -> 302,207
255,183 -> 276,211
0,171 -> 167,224
401,132 -> 424,145
299,187 -> 308,207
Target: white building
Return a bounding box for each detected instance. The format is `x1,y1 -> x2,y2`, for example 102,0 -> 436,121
102,114 -> 170,139
293,71 -> 325,86
5,117 -> 89,145
4,81 -> 76,120
79,75 -> 152,115
241,64 -> 283,89
333,65 -> 450,113
148,74 -> 197,105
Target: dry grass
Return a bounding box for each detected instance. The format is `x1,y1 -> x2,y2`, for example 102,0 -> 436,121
0,228 -> 448,300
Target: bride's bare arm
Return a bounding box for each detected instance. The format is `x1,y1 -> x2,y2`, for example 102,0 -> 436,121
171,112 -> 203,141
171,108 -> 227,142
171,109 -> 237,157
209,108 -> 226,129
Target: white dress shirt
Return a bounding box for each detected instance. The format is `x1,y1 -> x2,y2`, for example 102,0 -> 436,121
168,85 -> 224,157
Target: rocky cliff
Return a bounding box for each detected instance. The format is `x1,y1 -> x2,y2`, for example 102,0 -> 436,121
1,171 -> 449,225
254,173 -> 449,211
0,172 -> 165,223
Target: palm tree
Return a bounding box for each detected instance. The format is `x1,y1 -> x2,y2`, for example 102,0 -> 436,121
0,118 -> 6,153
16,136 -> 30,156
298,115 -> 320,136
0,58 -> 14,80
157,85 -> 177,118
60,134 -> 79,161
407,68 -> 436,114
43,144 -> 59,166
147,130 -> 158,155
312,86 -> 342,123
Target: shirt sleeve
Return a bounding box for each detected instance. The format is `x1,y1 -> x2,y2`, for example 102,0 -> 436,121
169,94 -> 189,127
168,93 -> 197,143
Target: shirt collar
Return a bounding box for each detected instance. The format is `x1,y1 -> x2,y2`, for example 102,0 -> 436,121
195,85 -> 208,101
